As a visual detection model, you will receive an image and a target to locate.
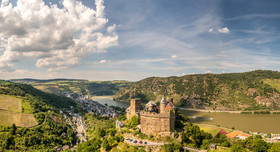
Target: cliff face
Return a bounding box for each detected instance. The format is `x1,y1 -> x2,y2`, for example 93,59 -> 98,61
113,70 -> 280,111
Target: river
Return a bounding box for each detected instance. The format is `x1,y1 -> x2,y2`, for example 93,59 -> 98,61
93,96 -> 280,134
91,96 -> 130,109
181,110 -> 280,134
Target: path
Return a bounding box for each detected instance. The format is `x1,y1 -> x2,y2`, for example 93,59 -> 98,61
183,146 -> 207,152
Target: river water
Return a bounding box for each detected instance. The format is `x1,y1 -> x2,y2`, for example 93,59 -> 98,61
181,110 -> 280,134
91,96 -> 130,109
93,96 -> 280,133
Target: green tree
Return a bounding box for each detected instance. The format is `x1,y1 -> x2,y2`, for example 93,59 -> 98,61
102,138 -> 110,150
181,124 -> 212,148
175,109 -> 188,129
201,139 -> 210,150
268,142 -> 280,152
11,124 -> 17,135
162,143 -> 182,152
231,144 -> 247,152
252,139 -> 268,152
96,128 -> 106,137
129,115 -> 139,127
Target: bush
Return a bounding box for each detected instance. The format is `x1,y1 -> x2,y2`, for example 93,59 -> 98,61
128,115 -> 139,128
162,143 -> 182,152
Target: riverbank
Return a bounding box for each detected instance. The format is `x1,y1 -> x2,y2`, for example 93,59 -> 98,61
179,107 -> 280,114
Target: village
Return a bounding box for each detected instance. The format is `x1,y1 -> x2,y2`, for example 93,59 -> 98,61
53,91 -> 121,151
63,91 -> 119,117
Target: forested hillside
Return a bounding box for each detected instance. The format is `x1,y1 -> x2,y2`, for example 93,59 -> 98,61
114,70 -> 280,111
0,81 -> 82,151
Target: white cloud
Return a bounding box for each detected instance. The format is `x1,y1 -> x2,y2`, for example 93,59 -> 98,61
99,59 -> 110,63
0,0 -> 118,72
178,72 -> 195,76
204,70 -> 212,74
171,55 -> 177,59
107,24 -> 117,33
217,27 -> 230,34
208,27 -> 230,34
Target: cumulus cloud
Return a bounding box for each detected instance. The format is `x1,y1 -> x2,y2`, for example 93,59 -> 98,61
208,27 -> 230,34
217,27 -> 230,34
0,0 -> 118,71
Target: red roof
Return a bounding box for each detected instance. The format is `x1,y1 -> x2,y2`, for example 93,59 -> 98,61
164,103 -> 172,111
226,131 -> 239,138
218,129 -> 227,135
239,133 -> 250,137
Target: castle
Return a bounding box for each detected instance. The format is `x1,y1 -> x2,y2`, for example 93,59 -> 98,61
126,97 -> 176,136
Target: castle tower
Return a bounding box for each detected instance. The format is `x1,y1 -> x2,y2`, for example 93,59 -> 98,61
160,97 -> 167,113
130,98 -> 141,116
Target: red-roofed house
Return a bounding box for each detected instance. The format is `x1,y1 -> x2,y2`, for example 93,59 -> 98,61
237,133 -> 250,140
218,129 -> 227,135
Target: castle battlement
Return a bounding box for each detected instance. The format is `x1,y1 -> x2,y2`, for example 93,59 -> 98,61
140,111 -> 173,118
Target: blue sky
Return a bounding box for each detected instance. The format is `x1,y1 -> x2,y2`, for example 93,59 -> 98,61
0,0 -> 280,80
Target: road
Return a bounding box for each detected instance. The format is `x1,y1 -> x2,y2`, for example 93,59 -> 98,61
124,137 -> 207,152
124,137 -> 164,146
183,146 -> 207,152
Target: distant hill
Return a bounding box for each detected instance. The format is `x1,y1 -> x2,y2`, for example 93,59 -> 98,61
114,70 -> 280,111
33,80 -> 132,96
9,78 -> 87,83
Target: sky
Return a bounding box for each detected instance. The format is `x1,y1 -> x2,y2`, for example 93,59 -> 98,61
0,0 -> 280,81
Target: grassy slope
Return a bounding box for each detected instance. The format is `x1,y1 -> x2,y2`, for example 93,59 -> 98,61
114,70 -> 280,110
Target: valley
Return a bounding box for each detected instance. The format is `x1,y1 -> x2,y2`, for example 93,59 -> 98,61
3,71 -> 280,151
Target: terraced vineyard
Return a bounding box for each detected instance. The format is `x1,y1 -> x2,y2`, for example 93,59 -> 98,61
0,94 -> 37,127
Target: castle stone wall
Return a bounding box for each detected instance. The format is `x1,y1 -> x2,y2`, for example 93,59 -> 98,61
140,111 -> 175,135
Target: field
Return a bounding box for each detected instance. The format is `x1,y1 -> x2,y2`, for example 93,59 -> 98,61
0,110 -> 37,127
0,94 -> 21,112
0,94 -> 37,127
197,124 -> 232,136
34,84 -> 62,94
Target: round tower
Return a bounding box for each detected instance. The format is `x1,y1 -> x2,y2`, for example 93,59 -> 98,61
160,97 -> 167,113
